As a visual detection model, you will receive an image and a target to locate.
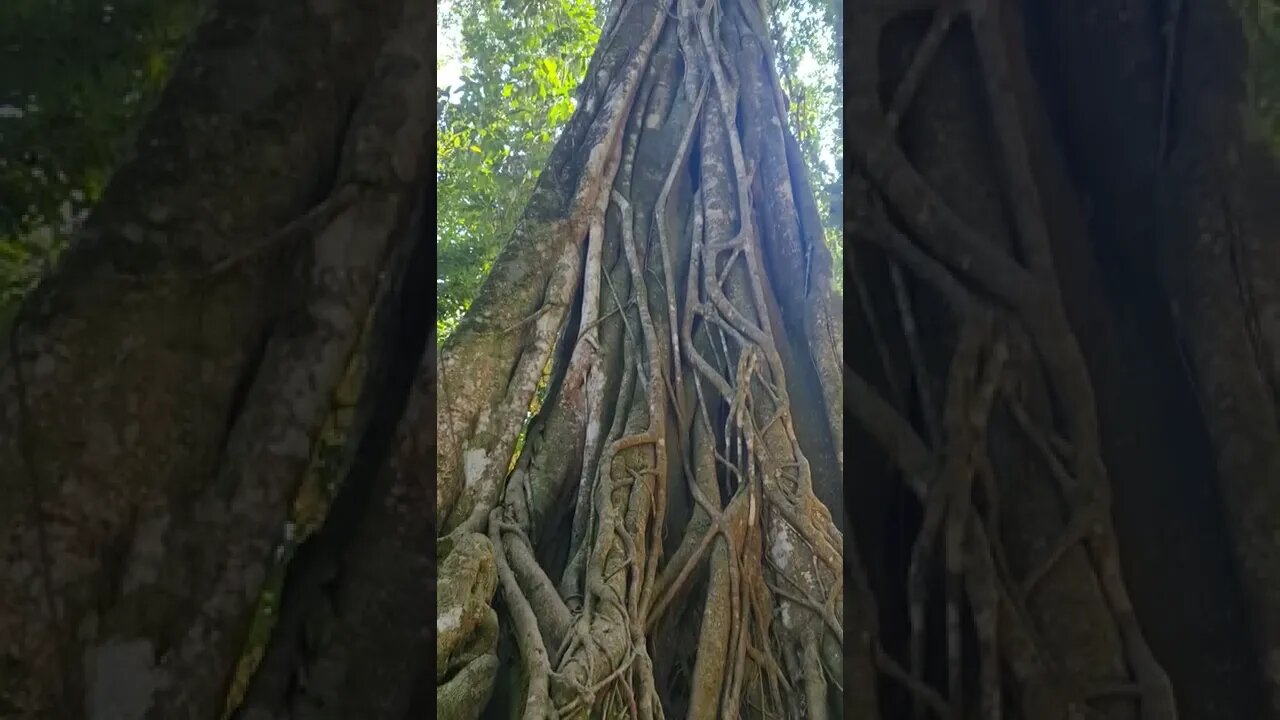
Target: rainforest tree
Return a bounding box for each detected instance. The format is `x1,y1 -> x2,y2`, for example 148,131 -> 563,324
1,0 -> 432,716
845,0 -> 1280,719
6,0 -> 1280,718
435,0 -> 845,715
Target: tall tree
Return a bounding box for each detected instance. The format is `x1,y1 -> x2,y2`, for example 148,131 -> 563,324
6,0 -> 1280,718
0,0 -> 426,716
844,0 -> 1280,719
435,0 -> 844,715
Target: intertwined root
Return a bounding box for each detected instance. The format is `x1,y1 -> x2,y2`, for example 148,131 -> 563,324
844,1 -> 1176,719
437,0 -> 846,717
441,0 -> 1179,717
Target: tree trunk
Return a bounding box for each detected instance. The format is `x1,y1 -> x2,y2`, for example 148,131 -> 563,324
435,0 -> 844,716
844,0 -> 1280,719
5,0 -> 1280,718
0,1 -> 423,716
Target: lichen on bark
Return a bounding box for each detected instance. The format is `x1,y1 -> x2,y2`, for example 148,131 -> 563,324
434,0 -> 843,716
0,0 -> 415,715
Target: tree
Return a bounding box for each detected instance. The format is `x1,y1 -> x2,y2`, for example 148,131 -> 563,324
7,0 -> 1280,719
1,0 -> 431,716
0,0 -> 204,315
435,0 -> 602,335
844,1 -> 1280,719
435,0 -> 844,715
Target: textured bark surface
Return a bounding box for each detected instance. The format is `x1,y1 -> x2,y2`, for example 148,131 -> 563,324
846,0 -> 1280,718
6,0 -> 1280,718
434,0 -> 843,716
1160,2 -> 1280,711
1021,2 -> 1274,717
0,0 -> 419,716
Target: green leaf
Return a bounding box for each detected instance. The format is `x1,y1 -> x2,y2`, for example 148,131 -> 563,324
547,97 -> 573,125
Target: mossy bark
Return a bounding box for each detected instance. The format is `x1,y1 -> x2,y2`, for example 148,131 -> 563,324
434,0 -> 844,716
7,0 -> 1280,718
847,0 -> 1280,718
0,0 -> 418,716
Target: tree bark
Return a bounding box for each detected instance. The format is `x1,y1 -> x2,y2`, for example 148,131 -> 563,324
6,0 -> 1280,718
845,0 -> 1280,719
435,0 -> 844,716
0,0 -> 417,716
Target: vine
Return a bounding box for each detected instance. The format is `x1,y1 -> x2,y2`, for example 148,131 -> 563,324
845,1 -> 1177,718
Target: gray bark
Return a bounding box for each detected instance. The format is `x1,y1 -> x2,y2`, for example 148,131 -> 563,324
0,0 -> 417,716
434,0 -> 845,717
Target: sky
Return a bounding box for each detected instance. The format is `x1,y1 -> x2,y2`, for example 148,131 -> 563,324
436,3 -> 464,101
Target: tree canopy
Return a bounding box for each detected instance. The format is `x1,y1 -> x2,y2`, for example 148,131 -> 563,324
435,0 -> 841,338
0,0 -> 204,316
0,0 -> 840,335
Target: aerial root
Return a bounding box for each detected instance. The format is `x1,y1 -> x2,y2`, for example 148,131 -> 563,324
476,2 -> 851,716
839,1 -> 1181,715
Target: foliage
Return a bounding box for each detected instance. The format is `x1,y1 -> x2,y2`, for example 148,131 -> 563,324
0,0 -> 205,315
2,0 -> 843,335
436,0 -> 602,338
436,0 -> 843,339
